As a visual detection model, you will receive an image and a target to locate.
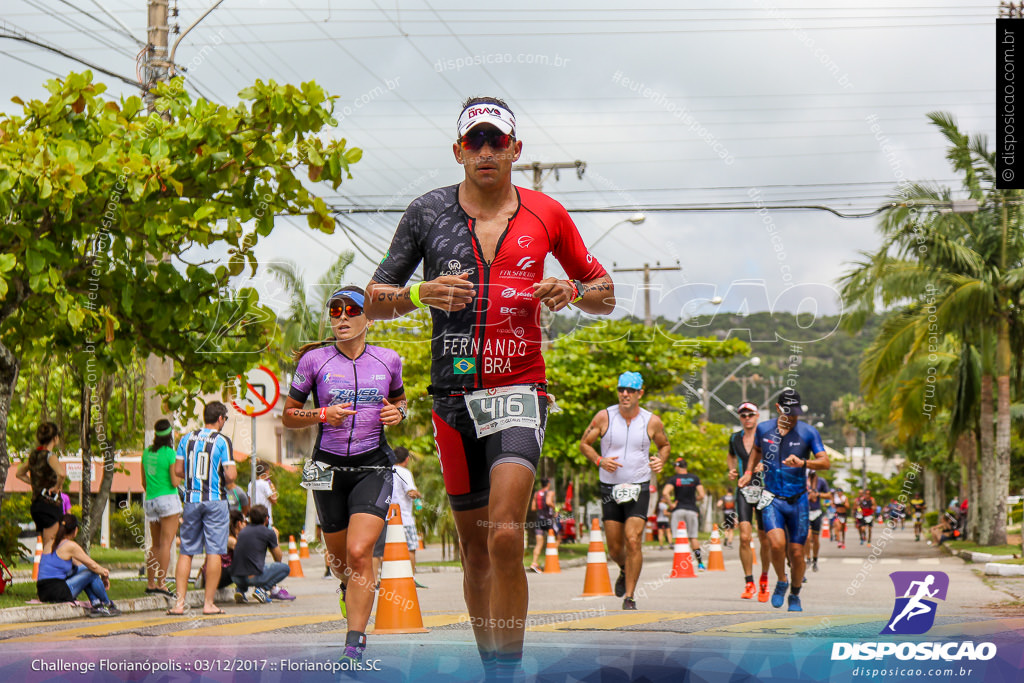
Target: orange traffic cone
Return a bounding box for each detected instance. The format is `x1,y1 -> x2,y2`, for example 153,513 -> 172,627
751,539 -> 758,566
32,536 -> 42,581
670,521 -> 696,578
299,534 -> 310,559
543,530 -> 561,573
287,535 -> 304,577
417,534 -> 425,551
707,524 -> 726,571
646,515 -> 656,542
580,519 -> 614,597
373,504 -> 427,634
821,518 -> 831,540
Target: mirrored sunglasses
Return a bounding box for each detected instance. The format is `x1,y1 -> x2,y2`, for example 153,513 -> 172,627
459,129 -> 514,151
329,302 -> 363,318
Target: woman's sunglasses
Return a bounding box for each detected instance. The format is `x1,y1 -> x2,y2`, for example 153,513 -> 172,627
458,129 -> 514,152
329,302 -> 363,318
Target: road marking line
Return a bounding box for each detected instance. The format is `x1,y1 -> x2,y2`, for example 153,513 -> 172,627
3,615 -> 231,643
529,611 -> 757,633
692,614 -> 884,638
917,558 -> 941,564
841,559 -> 863,564
0,617 -> 91,634
166,614 -> 339,637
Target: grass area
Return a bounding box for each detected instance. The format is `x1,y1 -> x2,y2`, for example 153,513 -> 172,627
90,547 -> 145,565
947,540 -> 1022,557
0,578 -> 150,610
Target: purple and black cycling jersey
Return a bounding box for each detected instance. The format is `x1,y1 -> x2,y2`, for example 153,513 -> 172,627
289,343 -> 404,459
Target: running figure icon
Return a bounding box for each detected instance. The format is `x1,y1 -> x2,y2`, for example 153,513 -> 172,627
881,571 -> 949,635
887,574 -> 939,630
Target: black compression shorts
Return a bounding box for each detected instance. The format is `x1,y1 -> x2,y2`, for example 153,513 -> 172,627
311,448 -> 393,533
600,483 -> 651,524
431,394 -> 548,512
736,487 -> 757,525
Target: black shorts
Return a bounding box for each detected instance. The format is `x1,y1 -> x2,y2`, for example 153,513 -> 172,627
809,511 -> 824,533
599,483 -> 651,524
656,521 -> 670,530
431,393 -> 548,512
736,488 -> 762,526
311,448 -> 393,534
30,496 -> 63,533
37,578 -> 72,603
534,515 -> 555,535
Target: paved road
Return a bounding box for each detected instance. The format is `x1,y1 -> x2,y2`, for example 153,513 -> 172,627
1,523 -> 1021,681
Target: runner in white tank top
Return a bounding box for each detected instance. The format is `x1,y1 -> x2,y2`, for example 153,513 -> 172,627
580,371 -> 670,611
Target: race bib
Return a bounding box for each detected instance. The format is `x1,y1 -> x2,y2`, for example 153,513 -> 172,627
611,483 -> 642,504
464,385 -> 540,438
809,509 -> 822,522
756,489 -> 776,511
741,484 -> 763,504
300,461 -> 335,491
863,515 -> 874,524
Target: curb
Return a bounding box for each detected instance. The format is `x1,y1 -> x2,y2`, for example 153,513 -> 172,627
0,587 -> 235,625
984,562 -> 1024,577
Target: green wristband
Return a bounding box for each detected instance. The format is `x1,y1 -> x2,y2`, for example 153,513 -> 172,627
409,282 -> 428,309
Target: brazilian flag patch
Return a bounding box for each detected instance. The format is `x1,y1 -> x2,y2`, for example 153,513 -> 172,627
453,357 -> 476,375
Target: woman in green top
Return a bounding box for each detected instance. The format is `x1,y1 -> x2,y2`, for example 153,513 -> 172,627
141,419 -> 183,596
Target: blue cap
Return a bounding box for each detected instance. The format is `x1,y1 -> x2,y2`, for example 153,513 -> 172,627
617,371 -> 643,390
328,288 -> 365,308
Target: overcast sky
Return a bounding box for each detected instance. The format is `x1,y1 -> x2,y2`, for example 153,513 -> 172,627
1,1 -> 997,323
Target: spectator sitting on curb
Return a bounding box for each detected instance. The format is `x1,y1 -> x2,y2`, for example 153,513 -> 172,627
36,514 -> 121,617
231,505 -> 295,604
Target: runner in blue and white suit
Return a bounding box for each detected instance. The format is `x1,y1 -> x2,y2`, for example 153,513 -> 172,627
738,388 -> 829,613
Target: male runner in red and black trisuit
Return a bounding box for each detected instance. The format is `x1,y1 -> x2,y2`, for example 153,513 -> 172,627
366,96 -> 614,681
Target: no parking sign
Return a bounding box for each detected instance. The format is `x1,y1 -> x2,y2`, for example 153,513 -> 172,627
231,365 -> 280,417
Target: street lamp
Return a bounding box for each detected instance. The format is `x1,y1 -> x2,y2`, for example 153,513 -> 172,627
668,295 -> 723,334
590,212 -> 646,248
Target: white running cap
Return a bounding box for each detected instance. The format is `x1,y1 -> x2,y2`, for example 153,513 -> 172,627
457,102 -> 516,138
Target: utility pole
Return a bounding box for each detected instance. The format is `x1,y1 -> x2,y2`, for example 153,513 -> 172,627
143,0 -> 173,446
612,262 -> 682,328
512,161 -> 586,192
145,0 -> 170,112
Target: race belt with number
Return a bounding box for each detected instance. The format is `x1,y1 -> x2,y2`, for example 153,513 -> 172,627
611,483 -> 642,504
299,461 -> 335,491
809,509 -> 823,522
756,489 -> 776,511
740,484 -> 763,504
463,385 -> 540,438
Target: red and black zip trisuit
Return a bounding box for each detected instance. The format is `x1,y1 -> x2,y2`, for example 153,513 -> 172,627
372,184 -> 607,392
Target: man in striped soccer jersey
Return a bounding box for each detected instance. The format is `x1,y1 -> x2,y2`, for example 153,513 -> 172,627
168,401 -> 236,616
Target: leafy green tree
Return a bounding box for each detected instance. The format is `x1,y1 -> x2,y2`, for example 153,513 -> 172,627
839,112 -> 1024,545
0,71 -> 361,527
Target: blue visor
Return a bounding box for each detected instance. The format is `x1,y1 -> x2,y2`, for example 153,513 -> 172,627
329,289 -> 365,308
617,371 -> 643,390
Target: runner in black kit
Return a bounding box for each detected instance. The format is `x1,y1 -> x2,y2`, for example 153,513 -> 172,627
726,402 -> 771,602
365,97 -> 614,680
662,460 -> 705,570
529,478 -> 556,572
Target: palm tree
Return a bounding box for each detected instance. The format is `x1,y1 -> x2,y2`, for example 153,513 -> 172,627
839,112 -> 1024,545
267,251 -> 355,367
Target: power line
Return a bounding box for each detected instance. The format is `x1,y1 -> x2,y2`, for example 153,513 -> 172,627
0,26 -> 140,89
